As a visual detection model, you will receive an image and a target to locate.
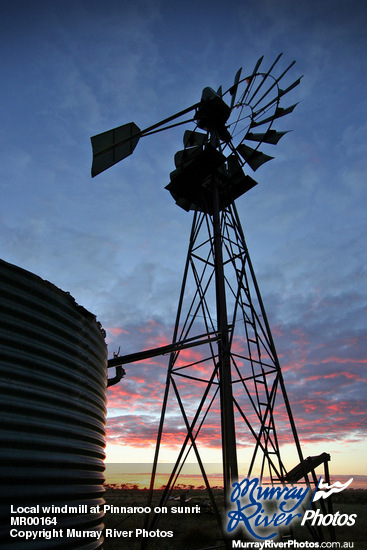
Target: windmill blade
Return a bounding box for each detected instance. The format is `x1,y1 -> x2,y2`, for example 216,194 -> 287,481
278,76 -> 303,97
222,57 -> 263,106
246,53 -> 283,106
253,82 -> 302,122
229,67 -> 242,109
91,122 -> 141,177
242,64 -> 301,124
237,56 -> 264,105
227,57 -> 263,138
244,130 -> 289,145
250,103 -> 298,128
236,143 -> 274,171
252,60 -> 296,110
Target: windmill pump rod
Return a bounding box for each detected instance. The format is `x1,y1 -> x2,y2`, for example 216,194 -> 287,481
107,330 -> 222,370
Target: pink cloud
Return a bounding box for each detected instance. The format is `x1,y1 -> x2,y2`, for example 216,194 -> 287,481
107,326 -> 130,337
103,314 -> 367,460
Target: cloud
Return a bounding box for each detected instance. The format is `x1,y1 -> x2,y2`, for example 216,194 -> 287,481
104,274 -> 367,454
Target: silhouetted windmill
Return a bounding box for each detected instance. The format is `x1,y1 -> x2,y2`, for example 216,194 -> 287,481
92,54 -> 333,547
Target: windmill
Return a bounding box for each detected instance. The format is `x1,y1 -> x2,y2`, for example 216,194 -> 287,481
92,54 -> 333,546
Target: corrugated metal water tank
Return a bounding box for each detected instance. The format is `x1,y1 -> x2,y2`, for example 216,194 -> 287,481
0,259 -> 108,549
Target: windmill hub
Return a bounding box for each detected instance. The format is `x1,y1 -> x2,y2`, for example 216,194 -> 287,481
194,87 -> 231,141
165,146 -> 257,214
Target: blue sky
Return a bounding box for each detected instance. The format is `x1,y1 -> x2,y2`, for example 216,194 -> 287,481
1,0 -> 366,477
